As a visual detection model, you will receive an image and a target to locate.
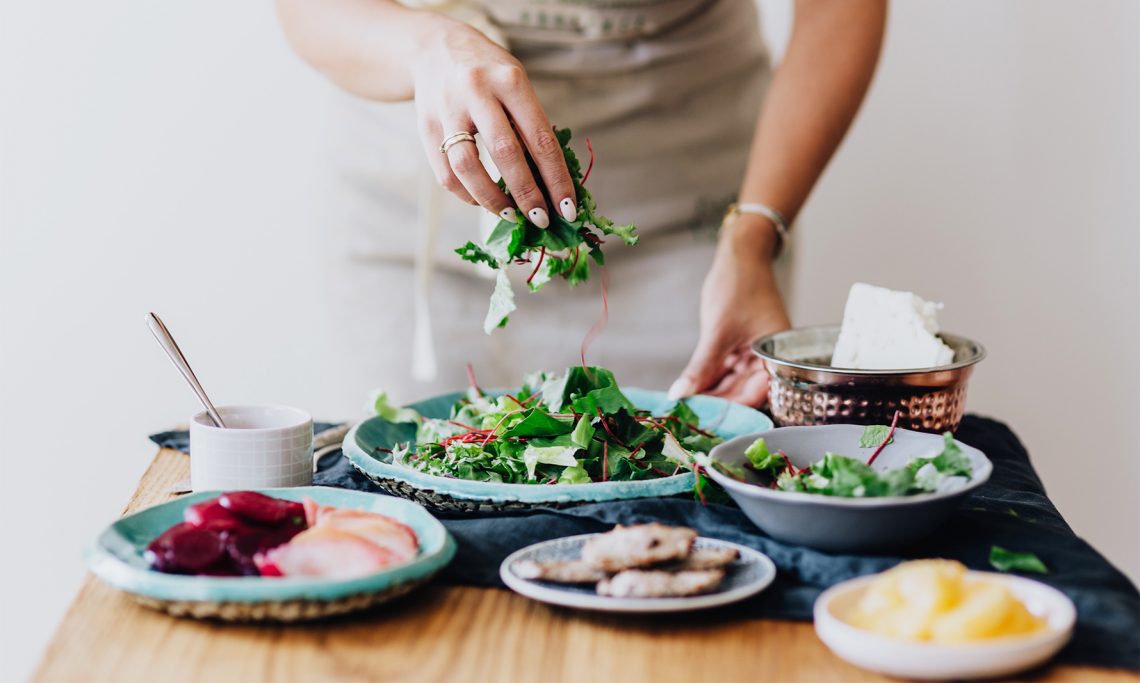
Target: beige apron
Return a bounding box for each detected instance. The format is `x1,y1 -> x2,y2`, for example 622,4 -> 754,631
317,0 -> 792,405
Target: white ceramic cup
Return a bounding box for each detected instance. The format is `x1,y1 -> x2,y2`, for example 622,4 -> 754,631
190,405 -> 313,491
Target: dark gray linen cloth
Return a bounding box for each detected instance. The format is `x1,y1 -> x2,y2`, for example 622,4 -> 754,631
150,415 -> 1139,669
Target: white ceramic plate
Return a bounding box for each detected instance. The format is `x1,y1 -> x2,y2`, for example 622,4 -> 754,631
500,533 -> 777,613
813,571 -> 1076,680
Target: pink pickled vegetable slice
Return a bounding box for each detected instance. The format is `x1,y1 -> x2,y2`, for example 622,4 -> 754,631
254,527 -> 400,579
313,509 -> 419,562
302,497 -> 324,527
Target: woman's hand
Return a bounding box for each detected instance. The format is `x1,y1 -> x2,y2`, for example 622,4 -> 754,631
669,217 -> 791,407
413,21 -> 576,228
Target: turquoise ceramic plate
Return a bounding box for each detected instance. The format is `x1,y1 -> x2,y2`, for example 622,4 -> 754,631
86,487 -> 455,613
342,389 -> 773,510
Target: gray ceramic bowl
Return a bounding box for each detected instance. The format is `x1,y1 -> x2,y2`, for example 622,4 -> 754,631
706,425 -> 992,553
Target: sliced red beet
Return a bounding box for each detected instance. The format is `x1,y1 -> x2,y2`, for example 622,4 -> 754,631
219,491 -> 306,526
184,499 -> 250,533
224,524 -> 305,575
224,532 -> 267,576
195,561 -> 243,577
145,523 -> 225,573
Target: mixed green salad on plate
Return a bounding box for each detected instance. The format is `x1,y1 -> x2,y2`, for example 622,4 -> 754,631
344,366 -> 773,511
381,367 -> 718,486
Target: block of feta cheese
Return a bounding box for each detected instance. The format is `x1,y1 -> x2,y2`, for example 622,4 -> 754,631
830,283 -> 956,370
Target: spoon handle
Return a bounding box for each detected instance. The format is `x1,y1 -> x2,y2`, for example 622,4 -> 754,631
145,312 -> 227,428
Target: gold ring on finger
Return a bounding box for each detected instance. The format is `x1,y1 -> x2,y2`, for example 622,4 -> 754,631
440,131 -> 477,155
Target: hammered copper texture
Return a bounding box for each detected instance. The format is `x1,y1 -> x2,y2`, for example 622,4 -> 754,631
768,378 -> 968,433
754,326 -> 984,434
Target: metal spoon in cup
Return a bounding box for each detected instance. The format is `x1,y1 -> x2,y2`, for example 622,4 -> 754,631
145,312 -> 227,429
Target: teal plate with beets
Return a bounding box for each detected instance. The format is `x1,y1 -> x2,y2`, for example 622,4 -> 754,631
342,389 -> 773,513
86,487 -> 456,621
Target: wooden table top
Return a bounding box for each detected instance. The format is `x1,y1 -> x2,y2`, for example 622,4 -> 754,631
33,448 -> 1139,683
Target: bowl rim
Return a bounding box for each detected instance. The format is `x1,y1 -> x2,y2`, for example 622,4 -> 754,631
753,324 -> 987,375
706,426 -> 993,508
813,570 -> 1076,653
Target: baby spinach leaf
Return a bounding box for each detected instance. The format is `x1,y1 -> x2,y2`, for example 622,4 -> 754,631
570,386 -> 636,415
501,409 -> 574,439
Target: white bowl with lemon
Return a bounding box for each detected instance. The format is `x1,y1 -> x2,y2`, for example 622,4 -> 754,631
814,560 -> 1076,680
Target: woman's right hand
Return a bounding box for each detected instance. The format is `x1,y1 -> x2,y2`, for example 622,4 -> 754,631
412,20 -> 577,228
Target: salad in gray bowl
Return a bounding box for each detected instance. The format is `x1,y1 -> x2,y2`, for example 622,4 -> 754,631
705,422 -> 992,553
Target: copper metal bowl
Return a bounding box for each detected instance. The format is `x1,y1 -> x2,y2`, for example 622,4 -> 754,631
752,326 -> 986,433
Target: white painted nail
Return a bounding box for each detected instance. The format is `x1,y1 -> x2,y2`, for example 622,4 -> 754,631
667,377 -> 696,401
499,207 -> 519,221
528,207 -> 550,229
559,198 -> 577,222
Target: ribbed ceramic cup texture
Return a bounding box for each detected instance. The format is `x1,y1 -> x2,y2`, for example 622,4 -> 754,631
190,406 -> 313,491
753,326 -> 985,433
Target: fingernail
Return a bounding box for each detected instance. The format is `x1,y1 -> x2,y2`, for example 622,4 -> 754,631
499,207 -> 519,221
667,377 -> 696,401
559,198 -> 577,222
528,207 -> 550,229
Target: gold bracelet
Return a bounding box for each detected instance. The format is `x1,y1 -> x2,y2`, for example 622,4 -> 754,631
723,202 -> 790,256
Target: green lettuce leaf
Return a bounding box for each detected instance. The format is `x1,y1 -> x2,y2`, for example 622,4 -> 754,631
501,409 -> 574,439
558,464 -> 592,484
570,414 -> 596,449
744,437 -> 783,475
454,241 -> 499,269
371,392 -> 421,424
523,444 -> 579,480
859,424 -> 894,449
570,386 -> 636,415
989,546 -> 1049,574
789,453 -> 910,497
483,270 -> 516,334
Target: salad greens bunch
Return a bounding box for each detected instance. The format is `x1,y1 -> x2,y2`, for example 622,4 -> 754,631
454,128 -> 639,333
720,429 -> 974,498
381,367 -> 720,485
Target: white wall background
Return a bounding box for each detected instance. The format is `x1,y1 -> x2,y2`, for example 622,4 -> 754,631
1,1 -> 1136,680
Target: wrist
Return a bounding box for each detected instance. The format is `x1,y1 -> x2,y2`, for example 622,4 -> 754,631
720,213 -> 782,262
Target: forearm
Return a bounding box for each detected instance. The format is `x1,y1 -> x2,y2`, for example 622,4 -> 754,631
275,0 -> 456,101
737,0 -> 887,235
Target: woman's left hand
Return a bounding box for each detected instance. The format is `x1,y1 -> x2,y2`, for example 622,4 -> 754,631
669,216 -> 791,407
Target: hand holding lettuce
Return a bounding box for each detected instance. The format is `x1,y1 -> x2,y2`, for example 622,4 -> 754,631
455,129 -> 639,333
